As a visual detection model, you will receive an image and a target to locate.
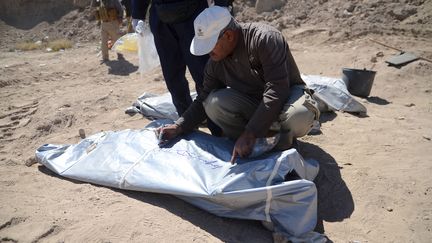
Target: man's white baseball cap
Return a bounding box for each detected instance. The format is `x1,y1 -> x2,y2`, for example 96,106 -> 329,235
190,6 -> 232,56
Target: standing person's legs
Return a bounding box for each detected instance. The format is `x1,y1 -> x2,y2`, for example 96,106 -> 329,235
175,4 -> 222,136
274,85 -> 320,150
106,21 -> 120,44
203,88 -> 260,139
101,22 -> 109,60
176,2 -> 208,93
105,21 -> 122,59
177,22 -> 208,93
149,6 -> 191,116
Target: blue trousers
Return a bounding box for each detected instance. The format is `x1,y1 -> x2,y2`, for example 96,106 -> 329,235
149,2 -> 208,116
149,2 -> 222,136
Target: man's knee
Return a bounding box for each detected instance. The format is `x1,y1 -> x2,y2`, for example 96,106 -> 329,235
279,91 -> 319,138
203,90 -> 230,120
203,89 -> 251,138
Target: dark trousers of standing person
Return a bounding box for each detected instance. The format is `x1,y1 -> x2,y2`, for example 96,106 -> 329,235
149,2 -> 222,135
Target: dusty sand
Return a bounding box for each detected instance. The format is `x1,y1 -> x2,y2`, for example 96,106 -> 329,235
1,1 -> 432,242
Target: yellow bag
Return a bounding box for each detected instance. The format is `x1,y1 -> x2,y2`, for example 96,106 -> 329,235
112,33 -> 138,53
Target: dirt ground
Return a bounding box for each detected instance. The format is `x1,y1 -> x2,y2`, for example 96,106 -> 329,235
1,0 -> 432,242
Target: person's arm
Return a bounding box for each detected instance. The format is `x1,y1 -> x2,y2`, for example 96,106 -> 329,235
159,62 -> 226,141
176,62 -> 226,133
231,30 -> 291,162
131,0 -> 150,20
246,30 -> 291,138
131,0 -> 150,30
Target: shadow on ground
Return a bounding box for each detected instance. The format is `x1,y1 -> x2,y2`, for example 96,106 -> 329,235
299,141 -> 355,235
319,112 -> 337,123
366,96 -> 391,105
37,165 -> 273,242
120,190 -> 273,242
104,55 -> 138,76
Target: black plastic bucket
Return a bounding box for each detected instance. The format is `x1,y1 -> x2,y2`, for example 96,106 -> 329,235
342,68 -> 376,97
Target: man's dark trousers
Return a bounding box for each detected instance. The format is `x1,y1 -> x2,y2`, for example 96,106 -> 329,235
149,2 -> 208,116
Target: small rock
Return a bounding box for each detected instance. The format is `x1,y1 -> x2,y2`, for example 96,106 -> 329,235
296,13 -> 307,20
422,136 -> 431,141
371,56 -> 377,63
386,207 -> 393,212
389,7 -> 417,21
25,156 -> 38,167
344,3 -> 356,13
405,103 -> 415,107
343,9 -> 353,17
396,116 -> 405,120
376,51 -> 384,57
77,20 -> 85,28
79,129 -> 86,139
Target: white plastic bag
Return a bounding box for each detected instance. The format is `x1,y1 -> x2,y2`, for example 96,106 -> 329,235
136,20 -> 160,75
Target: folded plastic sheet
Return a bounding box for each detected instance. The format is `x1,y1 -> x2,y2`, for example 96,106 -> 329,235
302,74 -> 367,114
126,75 -> 366,121
125,92 -> 197,120
36,120 -> 323,241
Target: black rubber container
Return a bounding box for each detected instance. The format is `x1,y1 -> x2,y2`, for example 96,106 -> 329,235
342,68 -> 376,97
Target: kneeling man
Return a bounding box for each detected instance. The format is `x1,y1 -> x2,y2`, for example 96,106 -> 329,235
159,6 -> 320,163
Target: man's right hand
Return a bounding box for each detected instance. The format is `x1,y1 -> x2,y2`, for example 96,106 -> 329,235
156,124 -> 183,145
230,130 -> 256,164
132,18 -> 140,32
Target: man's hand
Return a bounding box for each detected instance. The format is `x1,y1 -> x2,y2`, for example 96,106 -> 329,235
132,19 -> 141,32
156,124 -> 182,146
230,130 -> 256,164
